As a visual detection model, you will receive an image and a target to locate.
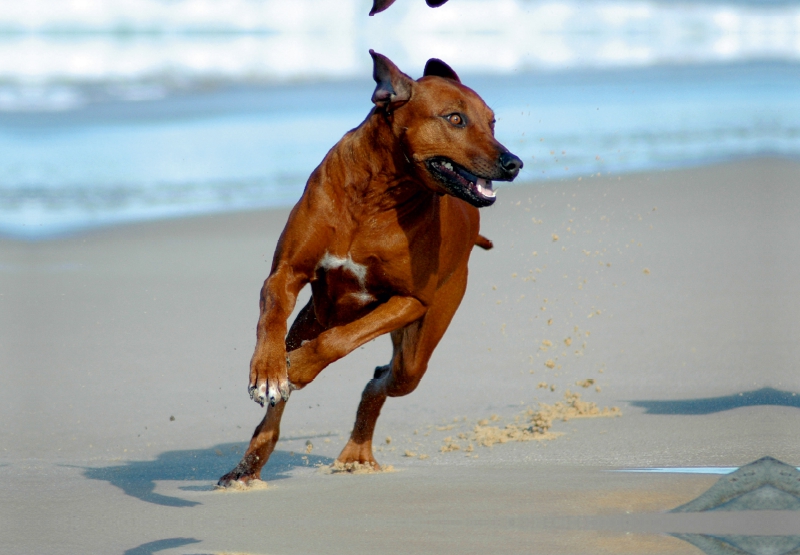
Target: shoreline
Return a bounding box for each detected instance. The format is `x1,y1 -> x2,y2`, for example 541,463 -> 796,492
3,58 -> 800,240
2,155 -> 797,242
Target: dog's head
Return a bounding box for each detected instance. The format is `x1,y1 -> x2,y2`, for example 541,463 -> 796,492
370,50 -> 523,208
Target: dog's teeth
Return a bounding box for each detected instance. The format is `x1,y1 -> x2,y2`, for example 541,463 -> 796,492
476,178 -> 496,198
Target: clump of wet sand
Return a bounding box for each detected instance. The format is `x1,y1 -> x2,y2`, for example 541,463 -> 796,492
214,479 -> 269,492
322,461 -> 396,474
442,390 -> 621,451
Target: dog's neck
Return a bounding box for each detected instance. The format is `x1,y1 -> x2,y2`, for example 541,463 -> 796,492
324,110 -> 436,218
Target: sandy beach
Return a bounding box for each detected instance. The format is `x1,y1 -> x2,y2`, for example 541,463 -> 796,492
2,158 -> 800,554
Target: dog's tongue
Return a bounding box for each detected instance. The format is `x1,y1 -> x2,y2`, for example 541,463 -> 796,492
476,178 -> 496,198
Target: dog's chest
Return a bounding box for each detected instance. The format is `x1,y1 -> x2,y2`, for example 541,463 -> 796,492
311,238 -> 412,312
314,252 -> 377,305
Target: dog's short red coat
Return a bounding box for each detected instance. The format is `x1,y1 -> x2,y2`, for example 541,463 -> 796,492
219,52 -> 520,485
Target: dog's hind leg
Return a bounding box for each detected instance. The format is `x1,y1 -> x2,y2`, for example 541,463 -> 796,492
337,265 -> 469,469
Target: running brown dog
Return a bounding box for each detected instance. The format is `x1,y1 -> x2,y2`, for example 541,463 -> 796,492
218,51 -> 522,486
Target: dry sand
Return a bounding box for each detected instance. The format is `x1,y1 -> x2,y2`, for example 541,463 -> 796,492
2,159 -> 800,554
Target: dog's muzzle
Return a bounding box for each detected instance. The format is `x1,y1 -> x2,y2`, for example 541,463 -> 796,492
499,152 -> 523,180
426,153 -> 523,208
426,157 -> 499,207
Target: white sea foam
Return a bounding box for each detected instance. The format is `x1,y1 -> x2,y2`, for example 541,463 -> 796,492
0,0 -> 798,111
1,1 -> 799,236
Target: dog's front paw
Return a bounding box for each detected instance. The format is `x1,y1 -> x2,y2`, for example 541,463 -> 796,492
218,453 -> 262,487
249,356 -> 295,407
248,382 -> 268,407
248,381 -> 288,407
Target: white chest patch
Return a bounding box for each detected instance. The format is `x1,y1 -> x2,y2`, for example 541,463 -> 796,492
317,252 -> 375,304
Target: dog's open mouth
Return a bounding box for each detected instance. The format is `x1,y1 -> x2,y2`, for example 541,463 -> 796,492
426,157 -> 496,207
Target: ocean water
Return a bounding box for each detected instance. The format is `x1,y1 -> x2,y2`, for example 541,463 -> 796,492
1,0 -> 799,237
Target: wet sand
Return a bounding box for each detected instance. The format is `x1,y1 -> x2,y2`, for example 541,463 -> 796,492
2,158 -> 800,554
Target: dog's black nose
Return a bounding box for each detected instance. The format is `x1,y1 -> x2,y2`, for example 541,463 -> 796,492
499,152 -> 523,178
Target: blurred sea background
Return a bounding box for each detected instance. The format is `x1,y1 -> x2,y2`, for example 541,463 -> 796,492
0,0 -> 798,237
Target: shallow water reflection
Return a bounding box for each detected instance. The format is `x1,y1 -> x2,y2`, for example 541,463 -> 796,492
674,534 -> 800,555
662,457 -> 800,554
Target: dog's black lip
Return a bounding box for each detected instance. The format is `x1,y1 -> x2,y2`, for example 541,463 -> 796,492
425,157 -> 497,207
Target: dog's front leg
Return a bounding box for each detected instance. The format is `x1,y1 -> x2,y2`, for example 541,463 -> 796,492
249,263 -> 305,407
286,296 -> 428,387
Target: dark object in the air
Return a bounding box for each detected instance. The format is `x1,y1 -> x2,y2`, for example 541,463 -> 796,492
370,0 -> 449,16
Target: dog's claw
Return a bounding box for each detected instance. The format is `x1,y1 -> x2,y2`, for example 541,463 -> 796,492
268,384 -> 280,406
250,379 -> 292,407
249,383 -> 267,407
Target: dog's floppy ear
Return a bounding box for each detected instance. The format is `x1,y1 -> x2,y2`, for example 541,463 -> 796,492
423,58 -> 460,83
370,50 -> 413,110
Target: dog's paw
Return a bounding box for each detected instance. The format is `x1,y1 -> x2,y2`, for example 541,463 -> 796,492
249,355 -> 296,407
248,379 -> 286,407
248,382 -> 267,407
249,375 -> 296,407
267,378 -> 289,407
218,468 -> 258,488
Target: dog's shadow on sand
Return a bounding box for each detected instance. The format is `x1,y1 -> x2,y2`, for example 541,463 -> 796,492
74,442 -> 333,508
629,387 -> 800,415
123,537 -> 201,555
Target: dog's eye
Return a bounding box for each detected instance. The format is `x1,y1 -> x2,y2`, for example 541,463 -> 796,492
445,113 -> 465,127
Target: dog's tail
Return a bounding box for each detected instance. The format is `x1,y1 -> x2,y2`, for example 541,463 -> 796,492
475,234 -> 494,250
